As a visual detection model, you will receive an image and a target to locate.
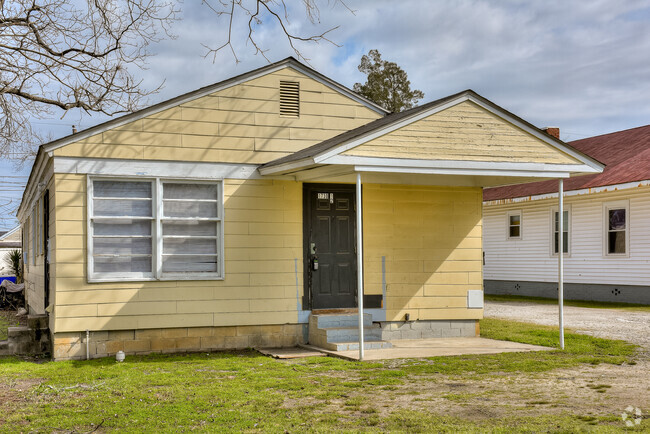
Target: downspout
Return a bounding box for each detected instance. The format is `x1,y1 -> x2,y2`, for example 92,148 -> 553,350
356,173 -> 364,361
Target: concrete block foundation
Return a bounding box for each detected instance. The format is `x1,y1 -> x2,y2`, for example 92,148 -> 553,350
52,323 -> 308,361
379,320 -> 478,340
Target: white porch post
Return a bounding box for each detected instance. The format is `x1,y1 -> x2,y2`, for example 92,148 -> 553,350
356,172 -> 365,360
558,179 -> 565,349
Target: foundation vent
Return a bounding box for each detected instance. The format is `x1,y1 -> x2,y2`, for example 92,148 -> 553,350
280,81 -> 300,117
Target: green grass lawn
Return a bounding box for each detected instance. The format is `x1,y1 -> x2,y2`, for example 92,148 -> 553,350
0,319 -> 639,432
485,293 -> 650,312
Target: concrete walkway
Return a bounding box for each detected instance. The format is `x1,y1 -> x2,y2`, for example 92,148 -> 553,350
297,337 -> 551,361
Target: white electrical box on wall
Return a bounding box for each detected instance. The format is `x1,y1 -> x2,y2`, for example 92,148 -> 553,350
467,290 -> 484,309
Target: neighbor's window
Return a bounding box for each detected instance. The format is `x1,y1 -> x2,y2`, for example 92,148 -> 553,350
88,178 -> 223,281
507,211 -> 522,239
605,201 -> 628,255
552,209 -> 570,255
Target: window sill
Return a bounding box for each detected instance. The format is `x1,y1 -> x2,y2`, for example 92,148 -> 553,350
88,275 -> 225,283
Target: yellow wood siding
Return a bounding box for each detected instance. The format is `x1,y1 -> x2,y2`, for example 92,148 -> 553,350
52,174 -> 304,333
343,101 -> 579,164
52,67 -> 381,163
22,164 -> 55,317
363,184 -> 483,321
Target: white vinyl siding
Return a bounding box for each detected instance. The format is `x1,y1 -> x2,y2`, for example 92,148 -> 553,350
88,177 -> 223,282
484,186 -> 650,286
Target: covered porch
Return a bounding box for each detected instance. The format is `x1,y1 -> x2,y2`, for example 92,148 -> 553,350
259,90 -> 603,358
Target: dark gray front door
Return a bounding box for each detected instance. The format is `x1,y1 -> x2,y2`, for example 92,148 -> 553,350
304,184 -> 357,309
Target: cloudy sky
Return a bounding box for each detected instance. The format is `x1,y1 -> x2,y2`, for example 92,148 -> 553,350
2,0 -> 650,230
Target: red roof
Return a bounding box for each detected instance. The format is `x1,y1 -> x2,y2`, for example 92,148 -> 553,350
483,124 -> 650,201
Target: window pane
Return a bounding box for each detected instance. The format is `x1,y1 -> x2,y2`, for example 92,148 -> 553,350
94,237 -> 152,255
94,199 -> 152,217
94,256 -> 152,273
163,200 -> 218,218
163,183 -> 218,200
509,214 -> 520,226
163,221 -> 217,237
94,220 -> 152,236
608,231 -> 626,254
509,226 -> 520,238
94,181 -> 151,198
563,232 -> 569,253
162,255 -> 218,273
163,238 -> 218,255
609,209 -> 626,230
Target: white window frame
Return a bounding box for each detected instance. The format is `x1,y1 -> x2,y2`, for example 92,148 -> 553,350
87,176 -> 224,282
550,205 -> 571,257
506,210 -> 522,240
603,200 -> 629,257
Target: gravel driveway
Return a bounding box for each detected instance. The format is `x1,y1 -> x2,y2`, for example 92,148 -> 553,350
484,301 -> 650,351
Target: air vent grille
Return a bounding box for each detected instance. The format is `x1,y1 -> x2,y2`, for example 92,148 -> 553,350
280,81 -> 300,117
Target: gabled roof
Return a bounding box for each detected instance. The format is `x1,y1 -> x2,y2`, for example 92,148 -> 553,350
260,89 -> 603,177
484,124 -> 650,201
41,57 -> 388,154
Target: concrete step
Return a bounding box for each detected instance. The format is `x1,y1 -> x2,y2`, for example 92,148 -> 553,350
313,324 -> 383,343
0,340 -> 9,356
321,340 -> 393,352
27,314 -> 48,330
8,327 -> 32,342
309,313 -> 373,329
308,313 -> 393,352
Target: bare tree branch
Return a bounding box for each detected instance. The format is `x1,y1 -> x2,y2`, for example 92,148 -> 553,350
0,0 -> 351,161
201,0 -> 345,64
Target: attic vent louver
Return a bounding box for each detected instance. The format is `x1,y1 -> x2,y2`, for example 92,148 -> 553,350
280,81 -> 300,117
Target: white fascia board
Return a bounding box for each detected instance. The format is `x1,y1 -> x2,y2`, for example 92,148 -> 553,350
323,155 -> 598,174
17,151 -> 49,221
313,96 -> 470,162
257,158 -> 317,175
354,165 -> 570,179
484,179 -> 650,206
55,157 -> 262,180
43,60 -> 386,155
466,95 -> 604,172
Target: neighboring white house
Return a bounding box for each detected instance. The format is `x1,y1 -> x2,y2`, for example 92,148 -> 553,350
0,226 -> 22,277
483,125 -> 650,304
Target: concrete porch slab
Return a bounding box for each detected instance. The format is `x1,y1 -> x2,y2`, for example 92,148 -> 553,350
303,337 -> 553,361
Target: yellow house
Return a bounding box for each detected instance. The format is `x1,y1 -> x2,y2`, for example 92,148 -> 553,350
17,58 -> 602,360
